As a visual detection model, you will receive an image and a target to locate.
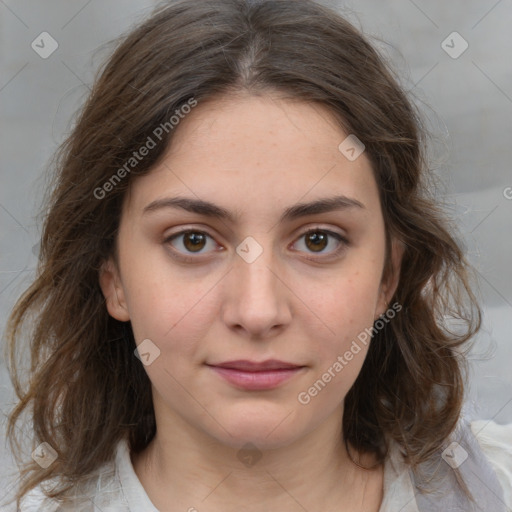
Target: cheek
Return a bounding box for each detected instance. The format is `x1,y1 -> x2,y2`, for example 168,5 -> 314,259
300,266 -> 383,399
123,262 -> 218,364
310,268 -> 382,340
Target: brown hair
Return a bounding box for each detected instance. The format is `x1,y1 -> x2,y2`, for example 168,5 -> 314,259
4,0 -> 481,506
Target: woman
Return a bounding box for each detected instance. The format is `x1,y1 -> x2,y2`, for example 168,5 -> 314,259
4,0 -> 511,510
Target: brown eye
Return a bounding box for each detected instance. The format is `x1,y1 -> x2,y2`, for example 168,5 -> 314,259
164,230 -> 217,259
293,228 -> 349,259
182,231 -> 207,252
304,231 -> 329,252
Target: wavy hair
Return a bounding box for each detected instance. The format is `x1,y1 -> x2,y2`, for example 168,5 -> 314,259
4,0 -> 481,506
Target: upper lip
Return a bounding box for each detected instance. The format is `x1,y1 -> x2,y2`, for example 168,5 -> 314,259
207,359 -> 303,371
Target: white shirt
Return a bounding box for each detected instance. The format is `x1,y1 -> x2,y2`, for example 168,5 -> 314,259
8,420 -> 512,511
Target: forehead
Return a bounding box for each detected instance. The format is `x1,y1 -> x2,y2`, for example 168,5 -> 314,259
167,92 -> 353,162
123,93 -> 379,221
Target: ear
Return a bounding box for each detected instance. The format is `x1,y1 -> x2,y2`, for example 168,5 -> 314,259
375,238 -> 404,320
98,257 -> 130,322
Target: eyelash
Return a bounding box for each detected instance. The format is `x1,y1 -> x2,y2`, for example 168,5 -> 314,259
163,227 -> 349,263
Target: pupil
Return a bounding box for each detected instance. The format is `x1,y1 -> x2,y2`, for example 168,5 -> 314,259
308,232 -> 327,252
185,232 -> 205,252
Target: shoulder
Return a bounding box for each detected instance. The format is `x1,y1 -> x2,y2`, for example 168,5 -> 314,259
381,419 -> 512,512
17,486 -> 60,512
16,443 -> 130,512
471,420 -> 512,508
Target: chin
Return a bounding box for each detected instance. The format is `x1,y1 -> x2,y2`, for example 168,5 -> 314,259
206,405 -> 304,451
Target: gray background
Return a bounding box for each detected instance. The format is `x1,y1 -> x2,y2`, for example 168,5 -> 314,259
1,0 -> 511,507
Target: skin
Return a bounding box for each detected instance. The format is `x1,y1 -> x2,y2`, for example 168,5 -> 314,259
99,92 -> 403,512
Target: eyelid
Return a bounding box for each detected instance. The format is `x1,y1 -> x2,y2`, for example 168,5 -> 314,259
163,228 -> 221,262
291,227 -> 349,261
163,224 -> 349,261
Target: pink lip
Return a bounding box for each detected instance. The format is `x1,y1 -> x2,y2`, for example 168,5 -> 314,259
206,359 -> 305,390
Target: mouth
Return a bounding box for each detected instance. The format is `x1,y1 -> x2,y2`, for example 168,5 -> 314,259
205,359 -> 306,390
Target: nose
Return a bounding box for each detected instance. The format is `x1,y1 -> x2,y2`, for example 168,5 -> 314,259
220,237 -> 292,339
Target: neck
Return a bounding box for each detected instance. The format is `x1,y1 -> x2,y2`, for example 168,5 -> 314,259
132,403 -> 383,512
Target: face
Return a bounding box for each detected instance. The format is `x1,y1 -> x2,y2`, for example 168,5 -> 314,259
99,92 -> 402,451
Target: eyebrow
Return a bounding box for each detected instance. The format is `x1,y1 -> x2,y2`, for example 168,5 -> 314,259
142,194 -> 365,223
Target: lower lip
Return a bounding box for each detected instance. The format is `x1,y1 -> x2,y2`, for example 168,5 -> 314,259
208,366 -> 304,390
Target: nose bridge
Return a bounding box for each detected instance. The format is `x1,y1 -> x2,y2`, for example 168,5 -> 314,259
234,234 -> 280,300
223,234 -> 290,335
